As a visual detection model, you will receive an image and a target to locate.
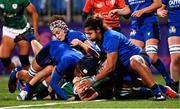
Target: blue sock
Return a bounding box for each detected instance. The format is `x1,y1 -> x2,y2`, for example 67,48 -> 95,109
151,84 -> 162,96
24,83 -> 34,93
153,59 -> 173,83
25,34 -> 36,42
158,84 -> 167,92
10,67 -> 22,80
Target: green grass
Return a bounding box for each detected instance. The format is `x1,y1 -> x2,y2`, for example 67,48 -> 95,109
0,75 -> 180,108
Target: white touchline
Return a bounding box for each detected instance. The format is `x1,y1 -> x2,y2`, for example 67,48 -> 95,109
1,100 -> 106,109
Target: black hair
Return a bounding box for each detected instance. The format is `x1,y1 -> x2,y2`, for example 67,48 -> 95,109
84,16 -> 109,34
78,55 -> 101,76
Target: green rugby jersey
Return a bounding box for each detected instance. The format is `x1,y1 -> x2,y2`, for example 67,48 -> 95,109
0,0 -> 30,29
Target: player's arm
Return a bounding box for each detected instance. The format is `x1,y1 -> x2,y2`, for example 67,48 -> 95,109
71,39 -> 100,59
109,5 -> 131,17
82,0 -> 92,22
132,0 -> 162,17
94,52 -> 118,81
80,52 -> 118,89
26,3 -> 40,40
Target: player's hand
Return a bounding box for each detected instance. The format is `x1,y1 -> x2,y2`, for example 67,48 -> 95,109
131,9 -> 144,17
109,9 -> 118,17
79,79 -> 93,92
71,39 -> 81,47
157,9 -> 167,17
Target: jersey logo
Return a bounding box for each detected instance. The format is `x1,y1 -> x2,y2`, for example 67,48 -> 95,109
169,0 -> 180,8
169,26 -> 176,33
12,4 -> 18,9
96,3 -> 103,8
0,4 -> 4,9
130,29 -> 136,36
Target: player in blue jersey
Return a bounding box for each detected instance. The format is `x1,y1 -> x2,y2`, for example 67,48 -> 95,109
10,15 -> 100,100
8,15 -> 100,93
16,41 -> 84,100
80,16 -> 179,100
157,0 -> 180,93
109,0 -> 174,86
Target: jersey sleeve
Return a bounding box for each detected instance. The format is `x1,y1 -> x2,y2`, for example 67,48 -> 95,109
125,0 -> 129,5
68,31 -> 88,43
117,0 -> 126,9
103,36 -> 120,53
21,0 -> 30,8
83,0 -> 92,13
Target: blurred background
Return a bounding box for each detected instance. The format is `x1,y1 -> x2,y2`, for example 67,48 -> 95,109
0,0 -> 170,75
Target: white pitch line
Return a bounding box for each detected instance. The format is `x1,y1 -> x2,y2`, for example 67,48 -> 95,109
0,100 -> 106,109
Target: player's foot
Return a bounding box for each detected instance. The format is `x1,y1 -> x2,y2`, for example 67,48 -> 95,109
16,90 -> 28,100
164,86 -> 178,98
8,67 -> 22,93
154,92 -> 166,101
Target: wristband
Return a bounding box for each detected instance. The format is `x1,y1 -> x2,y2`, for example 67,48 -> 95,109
90,76 -> 96,84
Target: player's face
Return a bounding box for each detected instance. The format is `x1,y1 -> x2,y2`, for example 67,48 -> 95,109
84,28 -> 98,41
52,28 -> 66,41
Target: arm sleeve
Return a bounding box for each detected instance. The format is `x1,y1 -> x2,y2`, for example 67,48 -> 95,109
83,0 -> 92,13
68,31 -> 88,43
50,69 -> 69,100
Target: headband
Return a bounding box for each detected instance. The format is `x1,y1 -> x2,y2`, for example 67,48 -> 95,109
49,20 -> 69,32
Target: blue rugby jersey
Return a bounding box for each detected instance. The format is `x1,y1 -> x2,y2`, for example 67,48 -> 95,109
65,29 -> 101,52
125,0 -> 158,25
101,30 -> 142,67
162,0 -> 180,23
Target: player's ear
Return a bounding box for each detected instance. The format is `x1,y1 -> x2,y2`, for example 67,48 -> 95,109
96,29 -> 101,34
74,64 -> 85,77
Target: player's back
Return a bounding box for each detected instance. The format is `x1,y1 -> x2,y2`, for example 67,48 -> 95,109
46,41 -> 83,65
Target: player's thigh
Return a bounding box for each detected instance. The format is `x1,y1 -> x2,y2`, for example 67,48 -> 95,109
130,26 -> 145,49
0,36 -> 15,57
17,40 -> 30,55
130,39 -> 145,49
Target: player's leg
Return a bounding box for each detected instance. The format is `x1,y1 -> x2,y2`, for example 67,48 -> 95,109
0,36 -> 15,72
18,41 -> 30,70
168,36 -> 180,93
144,22 -> 173,85
129,54 -> 166,100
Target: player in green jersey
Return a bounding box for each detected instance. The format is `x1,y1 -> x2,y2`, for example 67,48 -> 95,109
0,0 -> 39,93
0,0 -> 39,72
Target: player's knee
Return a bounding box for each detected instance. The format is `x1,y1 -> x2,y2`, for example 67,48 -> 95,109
130,58 -> 140,68
171,56 -> 180,66
0,57 -> 12,67
130,55 -> 145,66
19,55 -> 30,68
145,45 -> 158,63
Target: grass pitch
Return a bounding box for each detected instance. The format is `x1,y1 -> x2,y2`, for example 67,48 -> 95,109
0,75 -> 180,108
